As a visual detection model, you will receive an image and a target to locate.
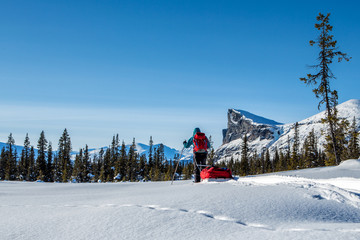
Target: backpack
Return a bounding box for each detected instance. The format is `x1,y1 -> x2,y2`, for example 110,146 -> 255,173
193,132 -> 208,153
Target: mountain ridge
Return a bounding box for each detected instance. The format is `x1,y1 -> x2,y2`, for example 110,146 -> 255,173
216,99 -> 360,162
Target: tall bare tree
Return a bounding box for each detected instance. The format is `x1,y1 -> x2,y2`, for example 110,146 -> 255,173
300,13 -> 350,165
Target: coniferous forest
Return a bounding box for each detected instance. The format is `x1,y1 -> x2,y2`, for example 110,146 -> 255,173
1,117 -> 359,183
0,129 -> 194,183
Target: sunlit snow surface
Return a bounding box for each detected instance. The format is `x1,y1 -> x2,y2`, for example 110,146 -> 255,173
2,160 -> 360,240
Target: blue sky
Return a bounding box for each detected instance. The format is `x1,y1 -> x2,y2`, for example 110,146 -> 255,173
0,0 -> 359,150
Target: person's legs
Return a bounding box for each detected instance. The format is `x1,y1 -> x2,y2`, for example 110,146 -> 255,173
200,153 -> 207,169
193,153 -> 201,182
194,152 -> 207,182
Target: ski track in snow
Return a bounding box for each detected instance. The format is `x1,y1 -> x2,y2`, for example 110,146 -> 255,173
1,198 -> 360,233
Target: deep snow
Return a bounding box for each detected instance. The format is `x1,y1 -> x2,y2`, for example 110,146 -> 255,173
1,160 -> 360,240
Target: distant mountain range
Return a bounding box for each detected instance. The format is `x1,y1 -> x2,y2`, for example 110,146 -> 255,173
216,99 -> 360,162
0,142 -> 193,162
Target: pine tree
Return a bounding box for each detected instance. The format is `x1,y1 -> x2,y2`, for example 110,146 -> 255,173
260,152 -> 265,174
118,142 -> 127,181
0,147 -> 6,180
5,133 -> 17,180
228,156 -> 235,175
240,135 -> 250,176
249,150 -> 258,175
182,163 -> 193,180
279,151 -> 287,171
109,135 -> 119,181
103,148 -> 111,182
303,129 -> 318,168
127,138 -> 136,181
273,147 -> 280,172
300,13 -> 351,165
72,149 -> 83,182
264,149 -> 272,173
19,134 -> 31,180
138,154 -> 146,181
47,142 -> 53,182
290,122 -> 300,169
13,148 -> 18,180
207,136 -> 215,166
286,136 -> 291,170
36,131 -> 48,181
164,161 -> 172,181
53,153 -> 61,182
324,118 -> 349,165
83,144 -> 91,182
347,117 -> 359,159
27,146 -> 36,181
148,137 -> 154,176
58,129 -> 72,182
91,153 -> 99,182
97,148 -> 105,182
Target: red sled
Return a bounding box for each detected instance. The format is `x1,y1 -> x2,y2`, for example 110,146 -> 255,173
200,166 -> 233,181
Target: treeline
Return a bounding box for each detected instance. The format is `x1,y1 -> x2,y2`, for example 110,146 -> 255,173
0,129 -> 191,182
220,117 -> 360,176
1,117 -> 359,182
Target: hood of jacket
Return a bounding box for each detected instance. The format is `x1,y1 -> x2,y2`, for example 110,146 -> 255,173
193,128 -> 201,136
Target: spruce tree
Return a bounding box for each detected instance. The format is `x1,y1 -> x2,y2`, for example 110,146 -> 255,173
240,135 -> 250,176
47,142 -> 53,182
103,148 -> 111,182
53,153 -> 61,182
118,142 -> 127,181
264,149 -> 272,173
260,152 -> 265,174
36,131 -> 48,181
279,151 -> 287,171
300,13 -> 351,165
182,163 -> 193,180
324,118 -> 349,165
58,129 -> 72,182
228,156 -> 235,174
5,133 -> 16,180
0,147 -> 5,180
347,117 -> 360,159
138,154 -> 146,180
19,134 -> 31,180
303,129 -> 318,168
126,139 -> 136,181
97,148 -> 105,182
83,145 -> 91,182
273,148 -> 280,172
207,136 -> 215,166
148,137 -> 154,172
286,136 -> 291,170
27,146 -> 36,181
290,122 -> 300,169
164,161 -> 172,181
72,149 -> 83,182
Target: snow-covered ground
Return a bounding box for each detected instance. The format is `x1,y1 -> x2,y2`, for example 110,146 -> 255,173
1,160 -> 360,240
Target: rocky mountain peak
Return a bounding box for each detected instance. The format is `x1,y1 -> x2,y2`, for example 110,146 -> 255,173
216,99 -> 360,162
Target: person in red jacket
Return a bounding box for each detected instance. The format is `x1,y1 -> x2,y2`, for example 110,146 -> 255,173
183,128 -> 211,182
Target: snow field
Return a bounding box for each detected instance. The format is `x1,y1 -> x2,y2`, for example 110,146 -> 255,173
1,160 -> 360,240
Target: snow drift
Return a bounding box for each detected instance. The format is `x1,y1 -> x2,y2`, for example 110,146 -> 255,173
1,159 -> 360,240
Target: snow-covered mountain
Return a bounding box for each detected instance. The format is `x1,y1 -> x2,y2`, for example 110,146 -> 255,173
0,142 -> 38,156
216,99 -> 360,162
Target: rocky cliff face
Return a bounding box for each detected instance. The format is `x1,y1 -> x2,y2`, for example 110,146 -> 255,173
223,109 -> 281,144
215,99 -> 360,162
